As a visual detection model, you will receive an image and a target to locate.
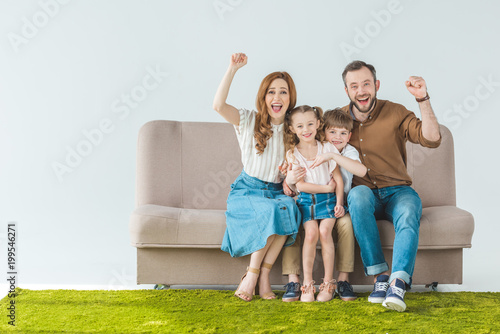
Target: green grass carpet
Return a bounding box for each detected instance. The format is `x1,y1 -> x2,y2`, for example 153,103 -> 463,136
1,288 -> 499,333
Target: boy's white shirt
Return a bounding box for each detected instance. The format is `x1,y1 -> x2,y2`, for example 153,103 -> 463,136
339,143 -> 361,196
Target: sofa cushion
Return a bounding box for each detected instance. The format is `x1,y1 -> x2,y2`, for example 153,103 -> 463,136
130,204 -> 226,248
130,204 -> 474,250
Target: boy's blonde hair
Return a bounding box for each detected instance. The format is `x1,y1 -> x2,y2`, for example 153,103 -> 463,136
323,108 -> 353,132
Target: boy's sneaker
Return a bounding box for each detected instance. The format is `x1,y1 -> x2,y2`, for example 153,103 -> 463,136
337,281 -> 357,301
368,274 -> 389,303
282,282 -> 301,302
382,278 -> 407,312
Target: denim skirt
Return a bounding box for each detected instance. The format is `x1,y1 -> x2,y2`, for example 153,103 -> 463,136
297,192 -> 341,224
221,170 -> 301,258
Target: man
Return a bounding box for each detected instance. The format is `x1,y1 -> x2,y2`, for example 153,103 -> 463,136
341,60 -> 441,312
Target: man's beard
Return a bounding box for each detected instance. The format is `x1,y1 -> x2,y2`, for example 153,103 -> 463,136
352,94 -> 377,114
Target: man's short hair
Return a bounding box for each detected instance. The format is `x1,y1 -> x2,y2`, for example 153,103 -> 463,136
342,60 -> 377,86
323,108 -> 353,132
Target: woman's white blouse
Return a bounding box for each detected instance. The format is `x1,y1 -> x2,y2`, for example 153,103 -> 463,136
234,109 -> 285,183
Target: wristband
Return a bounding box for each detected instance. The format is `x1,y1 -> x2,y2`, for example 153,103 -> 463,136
416,92 -> 430,103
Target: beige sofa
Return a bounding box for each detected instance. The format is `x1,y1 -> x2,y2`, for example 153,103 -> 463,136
129,120 -> 474,287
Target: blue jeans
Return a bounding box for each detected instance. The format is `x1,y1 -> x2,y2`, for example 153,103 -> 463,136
347,185 -> 422,286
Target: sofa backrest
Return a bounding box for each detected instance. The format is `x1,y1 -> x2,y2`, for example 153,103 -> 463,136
136,121 -> 455,210
407,125 -> 456,207
136,120 -> 242,210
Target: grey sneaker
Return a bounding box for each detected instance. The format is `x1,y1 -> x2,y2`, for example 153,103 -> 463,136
368,274 -> 389,303
282,282 -> 301,302
337,281 -> 357,301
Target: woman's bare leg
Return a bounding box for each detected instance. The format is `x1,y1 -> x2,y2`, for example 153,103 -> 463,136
235,236 -> 273,301
258,235 -> 287,298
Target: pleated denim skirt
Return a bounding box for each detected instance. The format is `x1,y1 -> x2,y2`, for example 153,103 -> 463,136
221,170 -> 301,258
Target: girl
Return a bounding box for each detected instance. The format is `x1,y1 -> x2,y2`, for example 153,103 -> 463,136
213,53 -> 301,301
284,105 -> 345,302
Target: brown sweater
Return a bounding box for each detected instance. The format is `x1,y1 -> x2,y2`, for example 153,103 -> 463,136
342,99 -> 441,189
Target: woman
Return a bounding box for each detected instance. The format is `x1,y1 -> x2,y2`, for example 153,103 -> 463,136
213,53 -> 301,301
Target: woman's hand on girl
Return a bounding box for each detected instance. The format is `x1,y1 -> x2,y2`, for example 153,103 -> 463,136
282,180 -> 296,197
230,53 -> 247,70
285,163 -> 306,186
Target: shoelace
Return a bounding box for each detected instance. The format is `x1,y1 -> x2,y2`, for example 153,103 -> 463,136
339,281 -> 353,293
301,281 -> 316,294
284,282 -> 299,293
389,286 -> 406,298
319,279 -> 336,293
374,281 -> 389,292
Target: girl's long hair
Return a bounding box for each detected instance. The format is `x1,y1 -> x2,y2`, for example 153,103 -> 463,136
254,72 -> 297,155
284,105 -> 324,163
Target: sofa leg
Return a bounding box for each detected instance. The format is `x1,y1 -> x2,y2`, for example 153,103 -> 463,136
154,284 -> 171,290
425,282 -> 439,292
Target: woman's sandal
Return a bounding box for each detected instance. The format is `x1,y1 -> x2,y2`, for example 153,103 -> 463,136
234,266 -> 260,302
300,280 -> 316,302
259,262 -> 276,300
317,278 -> 337,302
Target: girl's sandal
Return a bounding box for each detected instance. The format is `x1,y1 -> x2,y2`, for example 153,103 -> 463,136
259,262 -> 276,300
300,280 -> 316,302
234,266 -> 260,302
317,278 -> 337,302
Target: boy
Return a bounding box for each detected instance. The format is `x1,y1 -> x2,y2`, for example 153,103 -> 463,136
282,108 -> 366,301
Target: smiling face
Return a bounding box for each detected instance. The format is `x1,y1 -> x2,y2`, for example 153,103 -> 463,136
344,66 -> 380,114
289,111 -> 320,144
325,126 -> 351,152
265,78 -> 290,124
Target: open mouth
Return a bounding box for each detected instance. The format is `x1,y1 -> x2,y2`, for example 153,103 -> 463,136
357,97 -> 370,106
303,133 -> 312,138
271,104 -> 282,112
